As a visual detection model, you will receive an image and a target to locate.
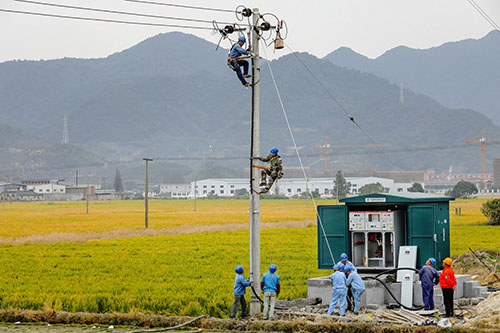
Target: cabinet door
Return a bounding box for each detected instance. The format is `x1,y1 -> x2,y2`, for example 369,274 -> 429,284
408,205 -> 436,268
317,205 -> 348,269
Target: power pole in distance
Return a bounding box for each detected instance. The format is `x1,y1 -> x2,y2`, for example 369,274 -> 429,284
144,158 -> 153,229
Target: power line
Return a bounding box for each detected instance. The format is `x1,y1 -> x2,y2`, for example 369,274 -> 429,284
0,8 -> 214,30
284,42 -> 407,172
12,0 -> 242,26
467,0 -> 500,32
122,0 -> 237,13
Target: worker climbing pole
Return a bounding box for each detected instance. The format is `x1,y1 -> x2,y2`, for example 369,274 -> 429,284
213,7 -> 286,315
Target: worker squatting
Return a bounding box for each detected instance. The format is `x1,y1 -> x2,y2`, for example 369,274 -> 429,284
231,255 -> 457,319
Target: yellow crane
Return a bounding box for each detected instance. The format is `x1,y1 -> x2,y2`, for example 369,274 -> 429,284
465,130 -> 500,189
312,136 -> 391,172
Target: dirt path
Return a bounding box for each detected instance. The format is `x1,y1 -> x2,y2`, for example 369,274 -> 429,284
0,220 -> 314,245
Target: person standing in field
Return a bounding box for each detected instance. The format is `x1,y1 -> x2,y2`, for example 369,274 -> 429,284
439,257 -> 457,318
328,264 -> 347,316
344,266 -> 365,314
230,265 -> 252,319
261,264 -> 280,320
419,258 -> 440,310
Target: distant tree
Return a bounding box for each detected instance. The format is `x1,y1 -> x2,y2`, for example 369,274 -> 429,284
333,171 -> 351,199
481,199 -> 500,225
359,182 -> 384,195
449,181 -> 478,198
408,182 -> 425,193
234,188 -> 249,198
114,169 -> 124,193
301,189 -> 321,199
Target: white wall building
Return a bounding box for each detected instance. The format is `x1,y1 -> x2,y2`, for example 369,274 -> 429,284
26,183 -> 66,194
160,183 -> 191,198
190,179 -> 249,197
190,177 -> 412,198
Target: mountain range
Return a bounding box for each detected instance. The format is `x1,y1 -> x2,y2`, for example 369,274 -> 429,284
324,30 -> 500,124
1,31 -> 499,181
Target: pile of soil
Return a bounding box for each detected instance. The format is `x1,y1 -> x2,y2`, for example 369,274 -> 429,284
464,291 -> 500,330
453,249 -> 500,288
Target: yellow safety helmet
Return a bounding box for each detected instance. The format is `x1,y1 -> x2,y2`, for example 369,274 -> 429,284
443,257 -> 453,266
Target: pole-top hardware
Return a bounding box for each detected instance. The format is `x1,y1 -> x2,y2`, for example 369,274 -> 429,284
241,8 -> 252,17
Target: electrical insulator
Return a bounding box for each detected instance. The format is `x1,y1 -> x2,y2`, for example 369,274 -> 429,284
242,8 -> 252,17
260,21 -> 271,31
223,25 -> 235,34
274,32 -> 284,50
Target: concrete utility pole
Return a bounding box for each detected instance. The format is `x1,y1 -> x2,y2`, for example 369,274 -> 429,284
249,7 -> 261,316
194,179 -> 197,212
144,158 -> 153,229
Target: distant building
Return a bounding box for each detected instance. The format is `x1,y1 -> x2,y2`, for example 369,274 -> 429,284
191,177 -> 412,198
494,157 -> 500,187
160,183 -> 191,198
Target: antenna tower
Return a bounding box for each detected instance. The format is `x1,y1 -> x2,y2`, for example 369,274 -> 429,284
62,114 -> 69,145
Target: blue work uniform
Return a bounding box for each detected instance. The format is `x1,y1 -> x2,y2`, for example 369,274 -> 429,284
230,273 -> 252,318
336,260 -> 356,272
328,271 -> 347,316
233,273 -> 252,295
419,265 -> 440,310
228,43 -> 250,86
262,272 -> 280,292
346,271 -> 365,313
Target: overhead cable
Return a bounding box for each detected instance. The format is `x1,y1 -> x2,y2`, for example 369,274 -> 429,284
12,0 -> 242,26
467,0 -> 500,32
262,43 -> 335,264
0,8 -> 214,30
122,0 -> 237,13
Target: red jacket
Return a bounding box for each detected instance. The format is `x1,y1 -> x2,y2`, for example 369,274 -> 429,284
439,266 -> 457,289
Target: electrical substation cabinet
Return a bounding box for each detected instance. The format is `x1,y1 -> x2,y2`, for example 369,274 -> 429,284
317,193 -> 454,272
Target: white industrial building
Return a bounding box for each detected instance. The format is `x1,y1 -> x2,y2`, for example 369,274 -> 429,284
26,183 -> 66,194
190,177 -> 412,198
160,183 -> 191,198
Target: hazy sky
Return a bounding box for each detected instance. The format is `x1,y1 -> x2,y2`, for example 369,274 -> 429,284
1,0 -> 499,63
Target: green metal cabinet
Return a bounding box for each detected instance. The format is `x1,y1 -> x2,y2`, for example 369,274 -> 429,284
317,205 -> 348,269
317,193 -> 454,270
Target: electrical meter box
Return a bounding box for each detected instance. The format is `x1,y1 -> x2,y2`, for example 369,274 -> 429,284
317,193 -> 454,271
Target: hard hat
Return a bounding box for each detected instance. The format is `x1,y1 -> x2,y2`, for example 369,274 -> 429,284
429,258 -> 436,266
443,258 -> 453,266
238,36 -> 246,43
340,253 -> 348,261
235,265 -> 243,274
270,147 -> 279,155
344,267 -> 352,274
269,264 -> 277,273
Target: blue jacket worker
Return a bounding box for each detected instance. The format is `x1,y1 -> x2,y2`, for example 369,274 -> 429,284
328,264 -> 347,316
418,258 -> 440,310
344,267 -> 365,314
228,36 -> 251,87
336,252 -> 356,311
230,265 -> 252,318
261,264 -> 281,320
336,253 -> 356,272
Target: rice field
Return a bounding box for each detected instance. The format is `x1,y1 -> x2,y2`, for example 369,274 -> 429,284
0,198 -> 498,317
0,199 -> 333,238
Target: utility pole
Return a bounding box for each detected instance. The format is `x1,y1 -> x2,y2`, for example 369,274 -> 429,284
76,170 -> 79,186
194,179 -> 197,212
86,175 -> 89,214
144,158 -> 153,229
249,7 -> 261,316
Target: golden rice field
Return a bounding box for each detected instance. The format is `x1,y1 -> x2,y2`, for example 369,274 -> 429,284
0,198 -> 498,317
0,199 -> 335,238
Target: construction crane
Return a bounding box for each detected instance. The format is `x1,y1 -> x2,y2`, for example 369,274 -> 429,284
465,130 -> 500,189
312,136 -> 391,172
